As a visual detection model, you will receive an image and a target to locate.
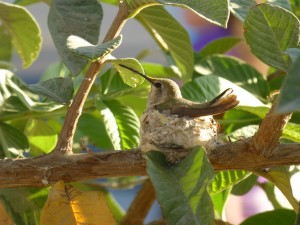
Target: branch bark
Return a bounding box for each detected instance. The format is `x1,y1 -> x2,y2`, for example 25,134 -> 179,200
251,98 -> 292,156
0,142 -> 300,188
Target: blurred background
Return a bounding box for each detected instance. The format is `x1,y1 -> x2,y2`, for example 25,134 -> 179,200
11,2 -> 298,224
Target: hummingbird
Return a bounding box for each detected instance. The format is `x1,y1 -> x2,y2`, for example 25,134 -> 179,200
118,64 -> 239,153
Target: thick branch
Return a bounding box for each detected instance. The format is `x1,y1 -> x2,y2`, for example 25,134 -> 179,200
251,98 -> 292,156
0,143 -> 300,188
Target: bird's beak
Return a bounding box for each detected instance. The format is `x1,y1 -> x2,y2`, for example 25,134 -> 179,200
118,64 -> 155,85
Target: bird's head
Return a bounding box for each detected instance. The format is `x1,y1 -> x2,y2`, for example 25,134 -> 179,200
118,64 -> 181,107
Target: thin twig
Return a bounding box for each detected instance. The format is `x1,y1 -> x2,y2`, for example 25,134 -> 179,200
120,179 -> 156,225
53,1 -> 129,154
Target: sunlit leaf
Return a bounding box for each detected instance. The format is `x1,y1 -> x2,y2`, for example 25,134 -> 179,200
211,189 -> 230,218
48,0 -> 102,75
40,181 -> 116,225
127,0 -> 229,27
210,170 -> 250,194
28,77 -> 74,104
137,6 -> 193,80
67,35 -> 122,61
147,148 -> 215,225
256,168 -> 298,211
282,123 -> 300,142
194,55 -> 270,98
0,2 -> 41,68
110,58 -> 145,87
181,75 -> 264,107
244,4 -> 300,71
267,0 -> 292,10
97,100 -> 140,150
24,119 -> 58,155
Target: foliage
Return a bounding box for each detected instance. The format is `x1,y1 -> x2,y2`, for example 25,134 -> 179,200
0,0 -> 300,224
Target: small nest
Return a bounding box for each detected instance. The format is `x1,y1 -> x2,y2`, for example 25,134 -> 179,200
140,109 -> 219,153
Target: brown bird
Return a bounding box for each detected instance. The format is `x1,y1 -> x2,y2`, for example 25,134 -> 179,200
119,64 -> 239,117
119,64 -> 239,155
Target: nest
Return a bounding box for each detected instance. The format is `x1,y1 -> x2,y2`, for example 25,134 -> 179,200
140,109 -> 220,153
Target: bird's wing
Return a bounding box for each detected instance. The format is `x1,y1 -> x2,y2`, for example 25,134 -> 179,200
165,88 -> 239,117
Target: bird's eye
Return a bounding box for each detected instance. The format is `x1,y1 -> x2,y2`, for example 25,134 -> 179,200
154,82 -> 162,88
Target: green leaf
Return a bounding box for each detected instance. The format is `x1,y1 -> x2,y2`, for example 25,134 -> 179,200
40,61 -> 70,81
221,109 -> 261,133
24,119 -> 58,155
48,0 -> 102,75
211,189 -> 230,218
276,56 -> 300,113
137,6 -> 193,80
28,77 -> 74,104
198,36 -> 241,57
142,63 -> 179,78
67,35 -> 122,61
240,209 -> 296,225
267,0 -> 292,11
0,2 -> 41,68
110,58 -> 145,87
181,75 -> 264,107
99,69 -> 133,100
0,187 -> 48,225
210,170 -> 250,194
282,123 -> 300,142
237,106 -> 270,119
231,174 -> 258,196
256,168 -> 298,211
194,55 -> 270,98
0,122 -> 29,157
0,26 -> 12,61
77,112 -> 114,150
229,0 -> 256,21
244,4 -> 300,71
160,0 -> 229,27
97,100 -> 140,150
146,148 -> 215,225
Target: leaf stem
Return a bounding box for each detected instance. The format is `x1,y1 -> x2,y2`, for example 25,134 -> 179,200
53,2 -> 129,154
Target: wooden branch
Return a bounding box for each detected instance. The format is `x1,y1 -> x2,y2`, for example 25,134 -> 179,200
120,179 -> 156,225
251,98 -> 292,156
0,142 -> 300,188
54,2 -> 129,154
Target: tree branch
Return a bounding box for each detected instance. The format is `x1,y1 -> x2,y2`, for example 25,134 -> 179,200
54,2 -> 129,154
0,142 -> 300,188
251,98 -> 292,156
120,179 -> 156,225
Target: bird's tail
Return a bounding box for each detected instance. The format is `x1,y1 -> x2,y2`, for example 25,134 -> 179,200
171,88 -> 239,117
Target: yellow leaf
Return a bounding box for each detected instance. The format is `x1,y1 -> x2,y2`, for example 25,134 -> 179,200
0,202 -> 14,225
40,181 -> 116,225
